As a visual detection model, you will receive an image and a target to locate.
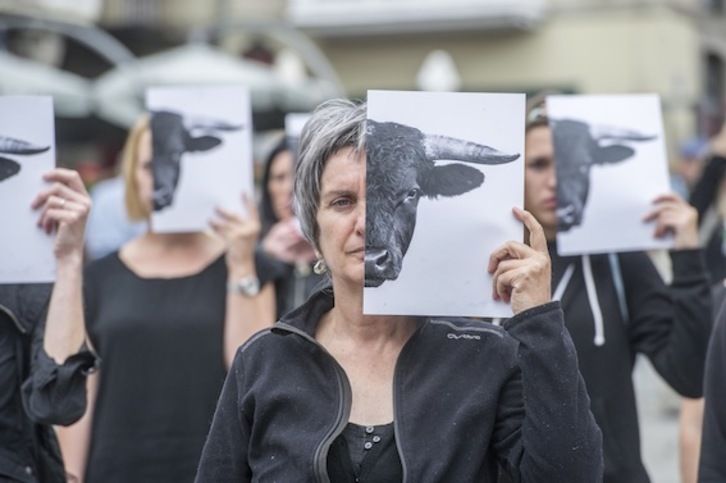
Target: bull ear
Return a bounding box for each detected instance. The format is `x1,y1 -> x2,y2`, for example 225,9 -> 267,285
186,135 -> 222,152
593,145 -> 635,165
421,164 -> 484,197
0,156 -> 21,182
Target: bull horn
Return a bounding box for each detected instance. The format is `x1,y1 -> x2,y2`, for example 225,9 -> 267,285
589,125 -> 656,142
423,134 -> 519,165
0,136 -> 50,155
185,115 -> 244,132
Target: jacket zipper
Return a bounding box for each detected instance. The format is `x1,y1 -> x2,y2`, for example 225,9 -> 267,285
392,321 -> 424,483
274,323 -> 351,483
0,303 -> 27,334
275,320 -> 423,482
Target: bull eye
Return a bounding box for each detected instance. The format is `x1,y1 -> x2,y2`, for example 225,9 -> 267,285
405,188 -> 421,201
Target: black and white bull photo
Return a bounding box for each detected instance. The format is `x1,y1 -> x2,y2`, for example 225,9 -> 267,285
551,118 -> 656,232
0,136 -> 50,182
364,119 -> 519,288
150,110 -> 244,211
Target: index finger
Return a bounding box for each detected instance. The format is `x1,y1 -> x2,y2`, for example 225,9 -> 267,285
651,192 -> 683,205
242,192 -> 259,222
43,168 -> 88,195
513,207 -> 547,254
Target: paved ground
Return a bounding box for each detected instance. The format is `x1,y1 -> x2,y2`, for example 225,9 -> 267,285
634,356 -> 682,483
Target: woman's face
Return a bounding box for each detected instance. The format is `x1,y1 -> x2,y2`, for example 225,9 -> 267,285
524,125 -> 558,241
267,149 -> 295,221
135,128 -> 154,214
316,146 -> 366,289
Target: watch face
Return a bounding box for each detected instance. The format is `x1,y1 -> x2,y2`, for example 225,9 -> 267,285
235,276 -> 260,296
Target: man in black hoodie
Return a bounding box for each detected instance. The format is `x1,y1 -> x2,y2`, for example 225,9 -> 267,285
524,96 -> 712,483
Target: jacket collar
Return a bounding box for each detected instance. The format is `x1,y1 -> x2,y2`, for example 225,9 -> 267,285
272,287 -> 335,338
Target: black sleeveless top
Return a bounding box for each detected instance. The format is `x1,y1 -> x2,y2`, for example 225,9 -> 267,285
327,422 -> 403,482
83,253 -> 229,482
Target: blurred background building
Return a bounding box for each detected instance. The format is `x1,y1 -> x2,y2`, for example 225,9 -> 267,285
0,0 -> 724,181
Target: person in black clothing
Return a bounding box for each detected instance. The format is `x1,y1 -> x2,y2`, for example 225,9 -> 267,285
688,120 -> 726,284
1,168 -> 96,482
258,137 -> 323,318
524,95 -> 712,483
195,98 -> 603,482
56,116 -> 276,483
698,280 -> 726,482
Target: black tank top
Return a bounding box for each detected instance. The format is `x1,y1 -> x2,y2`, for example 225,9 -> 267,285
327,421 -> 403,482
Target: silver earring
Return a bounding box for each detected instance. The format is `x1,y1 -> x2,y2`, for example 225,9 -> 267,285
313,259 -> 327,275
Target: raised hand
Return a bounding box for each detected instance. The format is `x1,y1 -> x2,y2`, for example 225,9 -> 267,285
262,218 -> 315,265
488,207 -> 552,315
642,193 -> 698,249
209,193 -> 261,275
31,168 -> 92,261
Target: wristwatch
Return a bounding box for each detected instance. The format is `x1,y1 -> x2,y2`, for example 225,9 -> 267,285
228,276 -> 261,297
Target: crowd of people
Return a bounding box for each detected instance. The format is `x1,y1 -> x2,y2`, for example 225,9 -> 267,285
3,93 -> 726,482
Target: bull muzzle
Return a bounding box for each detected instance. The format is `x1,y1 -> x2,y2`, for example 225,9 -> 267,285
556,204 -> 580,232
365,248 -> 401,287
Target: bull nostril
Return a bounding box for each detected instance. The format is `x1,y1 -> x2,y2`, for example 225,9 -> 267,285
366,249 -> 390,269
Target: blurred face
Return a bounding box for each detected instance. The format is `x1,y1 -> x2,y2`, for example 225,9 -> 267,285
524,125 -> 558,241
135,128 -> 154,214
316,147 -> 366,290
268,149 -> 295,221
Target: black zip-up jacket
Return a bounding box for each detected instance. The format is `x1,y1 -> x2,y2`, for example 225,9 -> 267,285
699,282 -> 726,482
549,245 -> 712,483
196,288 -> 603,482
0,284 -> 96,483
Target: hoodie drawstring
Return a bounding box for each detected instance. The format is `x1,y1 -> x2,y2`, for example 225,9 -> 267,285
553,257 -> 606,347
582,255 -> 606,346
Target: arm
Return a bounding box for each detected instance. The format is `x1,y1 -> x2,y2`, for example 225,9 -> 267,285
689,155 -> 726,220
56,371 -> 99,483
210,194 -> 276,369
489,208 -> 603,481
195,357 -> 251,482
35,168 -> 91,363
630,195 -> 712,396
699,305 -> 726,482
22,168 -> 96,425
690,121 -> 726,219
680,397 -> 704,483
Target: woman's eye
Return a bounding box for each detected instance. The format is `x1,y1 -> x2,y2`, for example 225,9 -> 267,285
332,198 -> 352,207
528,158 -> 550,171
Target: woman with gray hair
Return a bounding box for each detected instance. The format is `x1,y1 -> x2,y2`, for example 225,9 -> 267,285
195,99 -> 603,482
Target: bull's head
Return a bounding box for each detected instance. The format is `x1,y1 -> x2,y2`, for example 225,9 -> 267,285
551,118 -> 656,232
150,110 -> 243,211
0,136 -> 50,182
365,120 -> 519,287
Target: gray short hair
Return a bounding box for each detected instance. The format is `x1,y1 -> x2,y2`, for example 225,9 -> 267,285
293,98 -> 367,253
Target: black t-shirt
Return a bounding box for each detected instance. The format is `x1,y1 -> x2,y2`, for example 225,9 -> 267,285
83,252 -> 256,483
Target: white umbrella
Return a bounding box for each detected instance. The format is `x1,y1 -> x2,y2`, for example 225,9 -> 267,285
0,51 -> 93,117
93,43 -> 341,128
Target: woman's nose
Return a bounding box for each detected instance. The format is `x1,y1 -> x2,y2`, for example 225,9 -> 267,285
355,205 -> 365,234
